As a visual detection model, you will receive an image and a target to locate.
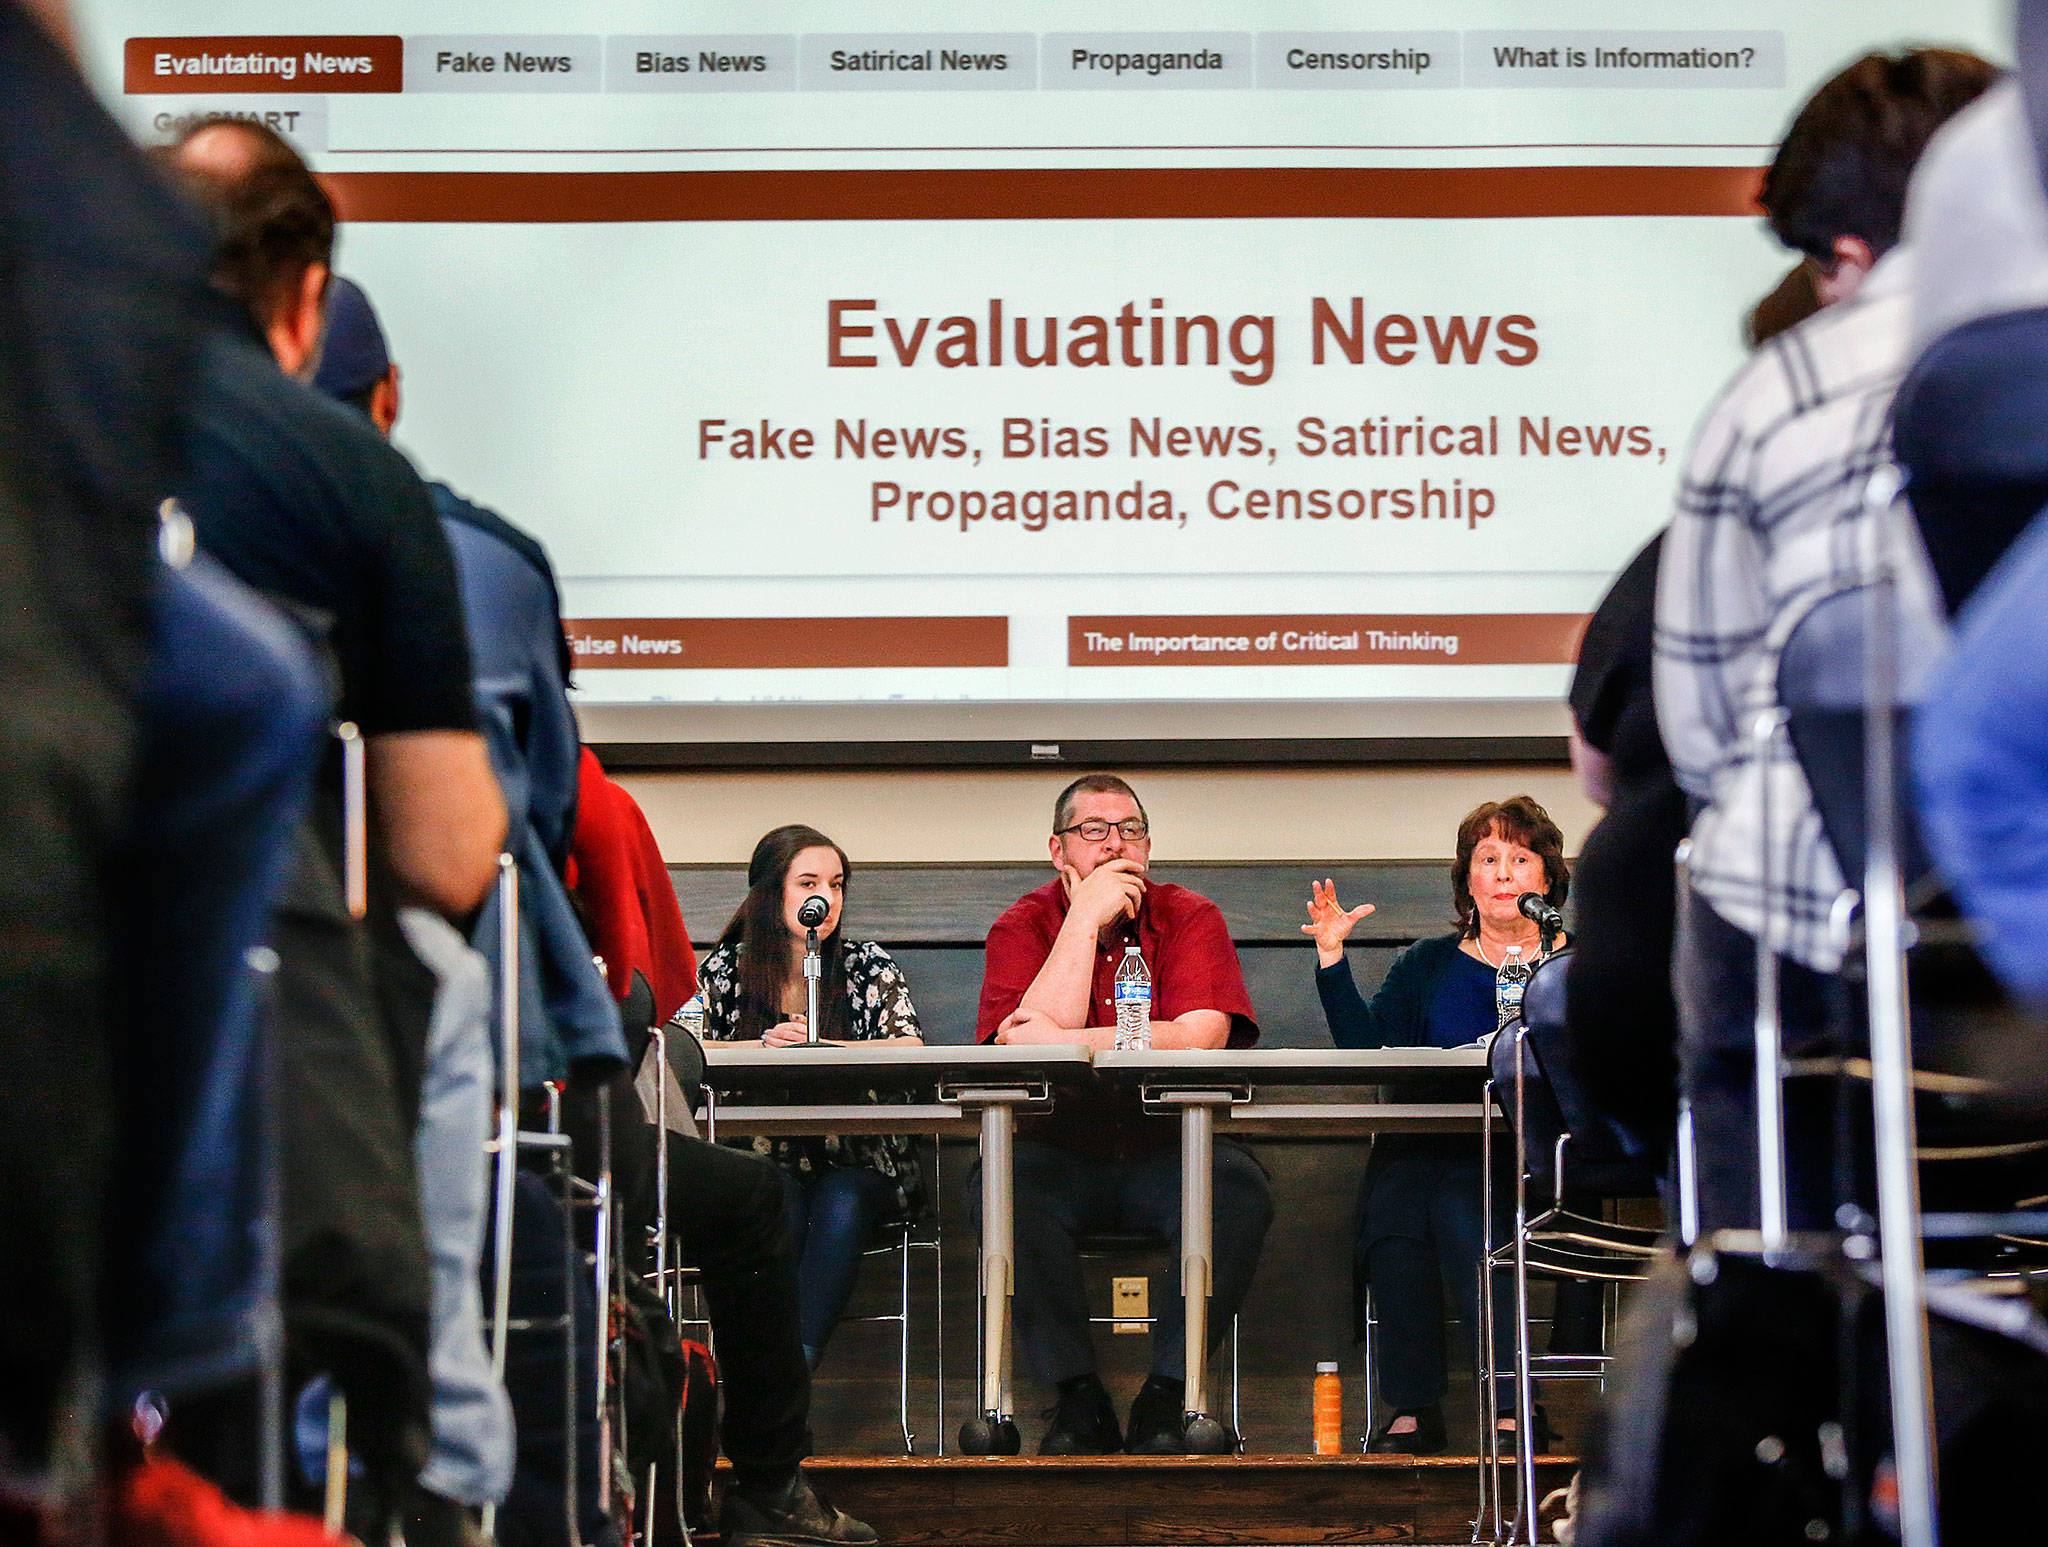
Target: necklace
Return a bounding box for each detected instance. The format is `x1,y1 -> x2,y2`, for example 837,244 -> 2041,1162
1473,931 -> 1543,969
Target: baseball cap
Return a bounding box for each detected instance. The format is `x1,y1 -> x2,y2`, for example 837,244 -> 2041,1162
312,274 -> 391,401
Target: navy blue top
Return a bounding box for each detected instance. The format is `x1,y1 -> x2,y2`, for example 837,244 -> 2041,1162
1316,932 -> 1500,1050
1423,950 -> 1500,1047
433,483 -> 626,1087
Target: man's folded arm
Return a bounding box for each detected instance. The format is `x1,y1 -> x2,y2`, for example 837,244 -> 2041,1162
1146,1009 -> 1230,1050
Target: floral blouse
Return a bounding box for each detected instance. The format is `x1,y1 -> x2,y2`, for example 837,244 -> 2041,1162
684,939 -> 925,1217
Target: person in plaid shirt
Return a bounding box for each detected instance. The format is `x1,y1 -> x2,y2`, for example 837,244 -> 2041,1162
1652,49 -> 1993,1234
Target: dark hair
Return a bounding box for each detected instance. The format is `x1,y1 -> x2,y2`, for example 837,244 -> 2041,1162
1052,773 -> 1147,834
1762,49 -> 1998,263
161,117 -> 335,330
1451,796 -> 1570,938
717,825 -> 853,1039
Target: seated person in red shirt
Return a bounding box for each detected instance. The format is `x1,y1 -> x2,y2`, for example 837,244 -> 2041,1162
977,774 -> 1272,1454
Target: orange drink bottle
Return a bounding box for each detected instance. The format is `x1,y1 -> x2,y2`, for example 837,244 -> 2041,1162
1313,1362 -> 1342,1455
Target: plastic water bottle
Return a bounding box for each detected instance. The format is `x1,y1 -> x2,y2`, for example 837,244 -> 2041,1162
678,994 -> 707,1041
1313,1362 -> 1343,1455
1494,944 -> 1531,1030
1114,946 -> 1152,1050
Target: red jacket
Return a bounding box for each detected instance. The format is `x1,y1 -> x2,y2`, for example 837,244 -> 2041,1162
567,748 -> 696,1023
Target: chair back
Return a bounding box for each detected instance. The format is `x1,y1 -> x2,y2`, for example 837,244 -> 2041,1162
1893,306 -> 2048,611
1491,952 -> 1661,1198
1773,582 -> 1937,891
663,1002 -> 707,1111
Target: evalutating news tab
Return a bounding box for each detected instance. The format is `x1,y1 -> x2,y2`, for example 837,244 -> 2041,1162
91,0 -> 2005,708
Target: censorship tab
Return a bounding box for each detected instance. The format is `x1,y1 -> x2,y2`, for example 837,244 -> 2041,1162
405,35 -> 602,92
1257,33 -> 1459,89
125,36 -> 400,93
801,35 -> 1035,91
138,96 -> 327,151
605,35 -> 795,92
1068,614 -> 1589,668
1045,34 -> 1253,90
1465,31 -> 1783,88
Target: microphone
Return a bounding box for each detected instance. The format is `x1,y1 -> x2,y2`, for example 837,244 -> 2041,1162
794,894 -> 830,1048
1517,892 -> 1564,935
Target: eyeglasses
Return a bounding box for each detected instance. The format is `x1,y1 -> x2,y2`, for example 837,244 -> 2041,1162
1055,819 -> 1151,843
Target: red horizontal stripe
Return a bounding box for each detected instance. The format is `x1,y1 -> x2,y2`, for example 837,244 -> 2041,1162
566,616 -> 1009,670
325,164 -> 1762,223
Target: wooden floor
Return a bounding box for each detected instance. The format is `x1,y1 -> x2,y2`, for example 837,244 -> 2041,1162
785,1454 -> 1577,1545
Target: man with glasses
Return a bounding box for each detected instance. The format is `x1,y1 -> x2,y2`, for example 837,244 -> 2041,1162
976,774 -> 1270,1454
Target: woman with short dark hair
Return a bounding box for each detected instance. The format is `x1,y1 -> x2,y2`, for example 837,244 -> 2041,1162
690,824 -> 923,1368
1304,796 -> 1570,1454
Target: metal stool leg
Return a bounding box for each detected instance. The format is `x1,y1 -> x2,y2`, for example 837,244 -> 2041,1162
959,1102 -> 1020,1454
898,1226 -> 915,1454
481,854 -> 519,1544
934,1145 -> 945,1457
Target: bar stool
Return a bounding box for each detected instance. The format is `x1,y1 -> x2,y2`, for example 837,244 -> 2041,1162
843,1209 -> 944,1453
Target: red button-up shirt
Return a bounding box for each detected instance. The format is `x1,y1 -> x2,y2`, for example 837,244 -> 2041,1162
977,877 -> 1258,1157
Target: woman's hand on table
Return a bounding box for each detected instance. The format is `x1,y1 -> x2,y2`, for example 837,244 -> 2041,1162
1301,878 -> 1376,968
762,1017 -> 813,1047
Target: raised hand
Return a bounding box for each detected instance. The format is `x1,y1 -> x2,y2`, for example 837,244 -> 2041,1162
1300,878 -> 1376,966
1062,857 -> 1147,933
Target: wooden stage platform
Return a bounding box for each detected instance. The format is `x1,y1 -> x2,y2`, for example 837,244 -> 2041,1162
777,1454 -> 1578,1545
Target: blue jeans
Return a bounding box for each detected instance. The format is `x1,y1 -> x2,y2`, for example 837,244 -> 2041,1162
777,1165 -> 900,1366
1676,885 -> 1855,1235
400,909 -> 514,1505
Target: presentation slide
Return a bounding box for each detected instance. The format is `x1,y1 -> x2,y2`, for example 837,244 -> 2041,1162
90,1 -> 2004,738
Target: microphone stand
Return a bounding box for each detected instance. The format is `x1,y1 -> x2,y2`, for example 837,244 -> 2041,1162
804,925 -> 821,1046
784,895 -> 833,1050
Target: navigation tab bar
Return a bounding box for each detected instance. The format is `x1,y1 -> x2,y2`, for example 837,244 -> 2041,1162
1043,33 -> 1253,90
404,35 -> 601,93
800,34 -> 1035,91
124,29 -> 1791,98
606,35 -> 795,93
1256,32 -> 1459,90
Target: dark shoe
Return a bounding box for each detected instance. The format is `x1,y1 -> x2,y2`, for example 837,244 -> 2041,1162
1496,1404 -> 1553,1456
405,1483 -> 491,1547
721,1472 -> 878,1547
1038,1373 -> 1122,1455
1367,1404 -> 1447,1455
1124,1374 -> 1190,1455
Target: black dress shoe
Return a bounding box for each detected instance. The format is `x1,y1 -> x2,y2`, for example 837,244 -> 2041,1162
1496,1404 -> 1553,1456
1039,1373 -> 1123,1455
721,1472 -> 879,1547
404,1484 -> 490,1547
1125,1374 -> 1191,1455
1367,1403 -> 1447,1455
